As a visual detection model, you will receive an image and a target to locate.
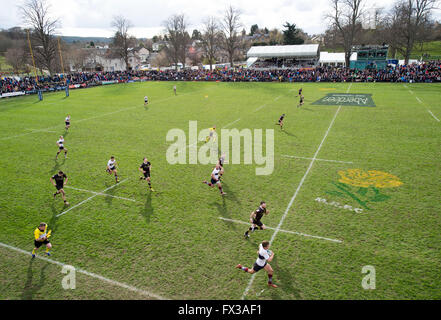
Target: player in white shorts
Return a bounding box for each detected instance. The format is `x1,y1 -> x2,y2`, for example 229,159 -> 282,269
144,96 -> 149,105
56,136 -> 68,159
65,115 -> 70,130
203,163 -> 225,195
173,85 -> 177,96
236,240 -> 278,288
106,156 -> 119,183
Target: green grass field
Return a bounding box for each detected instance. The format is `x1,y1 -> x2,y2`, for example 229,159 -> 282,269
0,81 -> 440,300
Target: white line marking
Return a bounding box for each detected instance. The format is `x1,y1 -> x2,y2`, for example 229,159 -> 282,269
0,241 -> 167,300
282,154 -> 353,164
223,118 -> 241,129
406,86 -> 440,123
274,95 -> 282,101
427,110 -> 440,122
64,185 -> 138,202
219,217 -> 342,243
56,179 -> 128,217
0,88 -> 213,141
241,82 -> 352,299
254,104 -> 267,112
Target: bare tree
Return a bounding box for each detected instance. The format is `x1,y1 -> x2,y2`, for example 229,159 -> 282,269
385,0 -> 437,64
201,17 -> 221,71
220,5 -> 242,68
111,15 -> 136,71
5,47 -> 27,73
327,0 -> 364,66
163,14 -> 191,69
20,0 -> 59,74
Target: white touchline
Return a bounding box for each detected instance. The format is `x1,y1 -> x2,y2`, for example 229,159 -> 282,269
64,185 -> 138,202
274,95 -> 282,101
56,179 -> 128,217
241,82 -> 352,300
0,241 -> 167,300
282,154 -> 353,164
219,217 -> 342,243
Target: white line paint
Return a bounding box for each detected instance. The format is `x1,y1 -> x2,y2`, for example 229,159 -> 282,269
282,154 -> 353,164
223,118 -> 241,129
0,87 -> 212,141
0,241 -> 167,300
406,86 -> 440,123
254,104 -> 267,112
56,179 -> 128,217
274,95 -> 282,101
64,186 -> 138,202
427,110 -> 440,122
219,217 -> 342,243
241,82 -> 352,299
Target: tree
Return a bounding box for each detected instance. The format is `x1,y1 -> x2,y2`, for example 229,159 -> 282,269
221,5 -> 242,68
163,14 -> 191,68
250,24 -> 259,36
282,22 -> 305,45
327,0 -> 364,66
191,29 -> 202,40
5,47 -> 27,73
385,0 -> 437,64
201,17 -> 221,71
111,15 -> 136,71
20,0 -> 59,74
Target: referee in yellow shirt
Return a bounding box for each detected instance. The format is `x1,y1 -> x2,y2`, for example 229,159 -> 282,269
32,223 -> 52,258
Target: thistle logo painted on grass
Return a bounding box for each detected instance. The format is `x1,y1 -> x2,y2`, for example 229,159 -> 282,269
166,121 -> 274,175
313,93 -> 376,107
326,169 -> 403,210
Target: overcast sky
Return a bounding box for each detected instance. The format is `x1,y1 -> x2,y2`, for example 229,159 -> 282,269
0,0 -> 440,38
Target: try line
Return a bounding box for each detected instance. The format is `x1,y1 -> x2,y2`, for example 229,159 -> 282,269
0,241 -> 167,300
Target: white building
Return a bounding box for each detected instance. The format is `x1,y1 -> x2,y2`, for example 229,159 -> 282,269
247,44 -> 320,69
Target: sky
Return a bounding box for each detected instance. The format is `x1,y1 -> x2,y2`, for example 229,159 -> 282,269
0,0 -> 440,38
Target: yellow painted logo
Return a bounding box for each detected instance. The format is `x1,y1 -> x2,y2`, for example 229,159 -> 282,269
338,169 -> 403,188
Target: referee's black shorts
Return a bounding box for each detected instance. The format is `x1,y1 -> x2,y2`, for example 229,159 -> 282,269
34,239 -> 50,248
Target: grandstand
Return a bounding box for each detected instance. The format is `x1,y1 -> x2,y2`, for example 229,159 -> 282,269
247,44 -> 320,69
349,45 -> 389,70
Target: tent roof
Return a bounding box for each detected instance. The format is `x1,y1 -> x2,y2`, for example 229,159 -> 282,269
247,44 -> 319,58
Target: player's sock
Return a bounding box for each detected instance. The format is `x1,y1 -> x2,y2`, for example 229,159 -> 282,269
268,274 -> 273,283
32,248 -> 36,255
218,186 -> 224,194
242,267 -> 249,272
45,247 -> 50,253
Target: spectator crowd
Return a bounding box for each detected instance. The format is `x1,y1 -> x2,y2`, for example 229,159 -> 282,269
1,60 -> 440,95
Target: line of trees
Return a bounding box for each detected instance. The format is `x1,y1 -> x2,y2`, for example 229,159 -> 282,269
324,0 -> 440,64
1,0 -> 440,74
